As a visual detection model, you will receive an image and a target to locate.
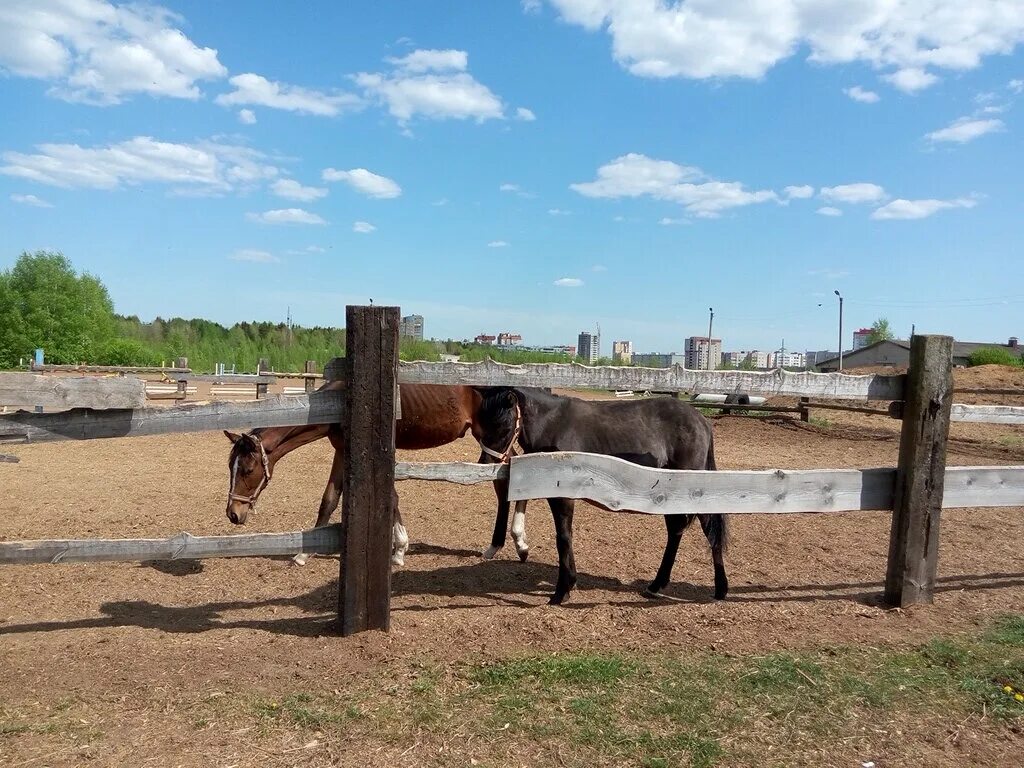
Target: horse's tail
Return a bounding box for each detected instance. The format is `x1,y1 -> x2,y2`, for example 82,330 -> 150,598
703,430 -> 728,553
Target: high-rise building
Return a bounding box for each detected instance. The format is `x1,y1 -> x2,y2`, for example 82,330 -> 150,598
612,340 -> 633,364
399,314 -> 424,340
853,328 -> 873,350
578,329 -> 601,364
685,336 -> 722,370
496,332 -> 523,347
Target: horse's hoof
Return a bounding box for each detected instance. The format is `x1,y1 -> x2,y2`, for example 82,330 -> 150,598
643,586 -> 664,600
548,591 -> 569,606
516,546 -> 529,562
291,553 -> 309,566
481,545 -> 500,560
391,554 -> 405,567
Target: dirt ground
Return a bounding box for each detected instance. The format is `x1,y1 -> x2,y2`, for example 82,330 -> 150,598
2,369 -> 1023,766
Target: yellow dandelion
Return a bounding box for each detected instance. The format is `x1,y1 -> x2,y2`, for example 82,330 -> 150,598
1005,686 -> 1015,693
1015,694 -> 1023,703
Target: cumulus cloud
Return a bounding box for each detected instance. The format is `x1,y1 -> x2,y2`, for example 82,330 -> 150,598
10,193 -> 53,208
553,277 -> 583,287
871,197 -> 977,220
516,107 -> 537,121
247,208 -> 326,225
353,48 -> 506,122
783,185 -> 815,199
816,206 -> 843,216
229,249 -> 278,263
570,153 -> 777,218
487,240 -> 510,248
322,167 -> 402,198
0,0 -> 226,104
271,178 -> 328,202
541,1 -> 1024,91
216,73 -> 361,117
353,220 -> 376,233
819,183 -> 887,204
926,117 -> 1005,143
844,85 -> 880,103
238,108 -> 257,124
1,136 -> 278,193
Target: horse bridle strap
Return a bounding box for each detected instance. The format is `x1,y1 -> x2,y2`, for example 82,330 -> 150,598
228,434 -> 272,505
479,402 -> 522,463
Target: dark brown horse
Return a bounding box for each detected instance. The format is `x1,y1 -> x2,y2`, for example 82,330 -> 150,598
474,387 -> 728,605
223,380 -> 530,566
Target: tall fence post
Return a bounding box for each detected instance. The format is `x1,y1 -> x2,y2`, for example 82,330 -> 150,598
338,304 -> 399,635
884,334 -> 954,608
304,360 -> 317,393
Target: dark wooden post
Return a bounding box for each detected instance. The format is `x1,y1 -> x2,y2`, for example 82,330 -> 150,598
304,360 -> 317,394
884,335 -> 954,608
799,397 -> 809,422
176,379 -> 187,402
255,382 -> 268,399
339,305 -> 399,635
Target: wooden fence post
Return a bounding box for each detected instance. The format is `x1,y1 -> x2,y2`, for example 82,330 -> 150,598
799,397 -> 809,422
304,360 -> 317,393
884,335 -> 954,608
339,305 -> 399,635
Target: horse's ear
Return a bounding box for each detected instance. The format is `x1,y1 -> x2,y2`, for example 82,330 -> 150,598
224,430 -> 241,443
504,390 -> 517,406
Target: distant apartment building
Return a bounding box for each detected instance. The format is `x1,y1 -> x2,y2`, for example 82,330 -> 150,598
474,333 -> 496,345
399,314 -> 424,340
578,329 -> 601,364
522,345 -> 576,357
771,351 -> 806,369
612,340 -> 633,364
805,349 -> 839,369
632,352 -> 686,368
722,350 -> 771,369
853,328 -> 873,350
685,337 -> 722,370
496,332 -> 523,347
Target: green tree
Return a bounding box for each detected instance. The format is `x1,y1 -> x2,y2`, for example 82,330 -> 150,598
0,250 -> 116,368
868,317 -> 894,344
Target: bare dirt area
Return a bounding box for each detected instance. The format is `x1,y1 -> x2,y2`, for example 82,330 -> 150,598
2,381 -> 1023,766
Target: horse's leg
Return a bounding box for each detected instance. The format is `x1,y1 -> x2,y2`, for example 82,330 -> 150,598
548,498 -> 576,605
483,475 -> 510,560
698,514 -> 729,600
391,485 -> 409,566
293,430 -> 345,566
645,514 -> 692,597
510,499 -> 529,561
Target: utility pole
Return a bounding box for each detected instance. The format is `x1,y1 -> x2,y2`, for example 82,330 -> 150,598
707,307 -> 714,370
834,290 -> 844,371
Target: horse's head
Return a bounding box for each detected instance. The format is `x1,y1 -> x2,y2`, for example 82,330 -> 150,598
223,430 -> 272,524
472,387 -> 522,464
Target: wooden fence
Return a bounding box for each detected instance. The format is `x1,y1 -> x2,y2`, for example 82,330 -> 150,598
2,307 -> 1023,637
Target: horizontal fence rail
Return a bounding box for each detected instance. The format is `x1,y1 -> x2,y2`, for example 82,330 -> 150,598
0,392 -> 345,443
1,372 -> 146,409
324,358 -> 906,402
950,404 -> 1024,425
0,526 -> 341,565
30,364 -> 191,374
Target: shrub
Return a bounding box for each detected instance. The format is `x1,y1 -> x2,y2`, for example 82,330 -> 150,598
968,347 -> 1024,367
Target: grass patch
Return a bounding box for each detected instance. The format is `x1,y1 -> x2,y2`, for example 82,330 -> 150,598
809,415 -> 833,428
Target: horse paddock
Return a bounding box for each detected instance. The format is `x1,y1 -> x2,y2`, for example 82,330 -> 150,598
2,392 -> 1024,767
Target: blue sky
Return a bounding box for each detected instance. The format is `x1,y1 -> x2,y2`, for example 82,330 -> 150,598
1,1 -> 1022,355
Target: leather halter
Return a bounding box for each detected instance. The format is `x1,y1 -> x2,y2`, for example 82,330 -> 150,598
228,434 -> 272,506
478,401 -> 522,463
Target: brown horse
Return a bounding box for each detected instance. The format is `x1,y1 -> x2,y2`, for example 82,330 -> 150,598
223,380 -> 530,566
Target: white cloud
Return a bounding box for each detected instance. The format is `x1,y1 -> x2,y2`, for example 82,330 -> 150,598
1,136 -> 278,192
229,249 -> 278,263
844,85 -> 880,103
816,206 -> 843,217
522,0 -> 543,13
432,197 -> 449,206
659,217 -> 688,225
553,277 -> 583,287
592,264 -> 608,272
516,107 -> 537,121
548,208 -> 571,215
354,49 -> 505,122
499,182 -> 535,198
216,73 -> 360,117
353,220 -> 376,233
783,184 -> 814,199
882,67 -> 939,93
487,240 -> 510,248
543,1 -> 1024,91
10,193 -> 53,208
0,0 -> 226,104
820,183 -> 887,204
247,208 -> 326,225
871,197 -> 977,220
1010,79 -> 1024,94
570,153 -> 777,218
322,167 -> 402,198
238,108 -> 257,124
271,178 -> 328,202
926,117 -> 1005,143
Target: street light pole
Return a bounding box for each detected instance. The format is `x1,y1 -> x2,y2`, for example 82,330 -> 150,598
707,307 -> 714,370
834,290 -> 844,372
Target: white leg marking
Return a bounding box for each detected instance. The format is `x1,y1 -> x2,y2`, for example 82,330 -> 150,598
391,522 -> 409,566
292,552 -> 309,566
511,501 -> 529,561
